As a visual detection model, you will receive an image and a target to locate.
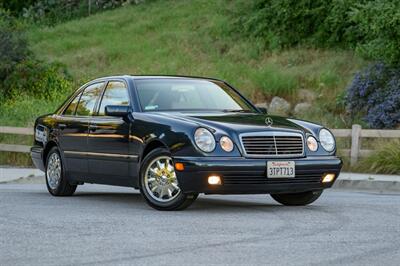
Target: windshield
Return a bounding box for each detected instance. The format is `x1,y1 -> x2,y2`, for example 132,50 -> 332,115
135,79 -> 255,112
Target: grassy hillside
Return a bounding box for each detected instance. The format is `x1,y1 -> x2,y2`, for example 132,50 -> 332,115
1,0 -> 365,127
3,0 -> 399,173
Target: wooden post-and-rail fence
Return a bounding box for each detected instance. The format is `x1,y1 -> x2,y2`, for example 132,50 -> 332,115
1,125 -> 399,166
332,124 -> 400,166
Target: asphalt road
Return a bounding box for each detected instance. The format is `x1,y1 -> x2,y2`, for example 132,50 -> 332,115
0,184 -> 399,266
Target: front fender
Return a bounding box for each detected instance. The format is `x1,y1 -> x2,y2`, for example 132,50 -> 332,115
132,113 -> 242,158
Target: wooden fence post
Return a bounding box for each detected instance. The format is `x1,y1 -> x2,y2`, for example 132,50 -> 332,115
350,124 -> 362,166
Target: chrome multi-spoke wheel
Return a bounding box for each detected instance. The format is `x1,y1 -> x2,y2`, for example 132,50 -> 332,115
46,152 -> 62,190
144,156 -> 181,202
45,147 -> 77,196
140,148 -> 197,210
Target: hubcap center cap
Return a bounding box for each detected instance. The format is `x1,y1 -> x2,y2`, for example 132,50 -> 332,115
160,175 -> 168,184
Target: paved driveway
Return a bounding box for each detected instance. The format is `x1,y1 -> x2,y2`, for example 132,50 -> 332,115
0,184 -> 399,265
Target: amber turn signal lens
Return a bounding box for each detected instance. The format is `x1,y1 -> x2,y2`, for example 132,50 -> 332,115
307,136 -> 318,152
174,162 -> 185,171
220,136 -> 234,152
208,175 -> 222,185
322,173 -> 335,183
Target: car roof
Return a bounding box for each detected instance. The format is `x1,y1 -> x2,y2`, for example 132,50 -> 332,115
90,75 -> 226,83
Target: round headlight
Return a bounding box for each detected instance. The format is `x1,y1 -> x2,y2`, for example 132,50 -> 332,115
319,128 -> 335,152
220,136 -> 234,152
306,136 -> 318,152
194,128 -> 216,153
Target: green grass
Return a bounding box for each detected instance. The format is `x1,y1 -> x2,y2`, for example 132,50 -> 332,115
0,134 -> 33,166
2,0 -> 363,128
0,95 -> 64,127
0,152 -> 33,167
354,140 -> 400,175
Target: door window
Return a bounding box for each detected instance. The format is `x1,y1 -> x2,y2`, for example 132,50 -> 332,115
75,82 -> 104,116
63,92 -> 82,115
98,81 -> 130,116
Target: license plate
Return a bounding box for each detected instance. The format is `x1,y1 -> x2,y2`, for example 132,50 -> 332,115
267,161 -> 295,178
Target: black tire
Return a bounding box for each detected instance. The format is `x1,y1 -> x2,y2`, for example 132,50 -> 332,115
270,190 -> 323,206
139,148 -> 198,211
45,146 -> 77,196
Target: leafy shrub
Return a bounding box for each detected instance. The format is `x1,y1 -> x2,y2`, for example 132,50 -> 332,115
351,0 -> 400,65
234,0 -> 400,64
0,0 -> 36,16
346,62 -> 400,128
3,60 -> 73,100
0,9 -> 30,81
234,0 -> 361,49
0,9 -> 72,100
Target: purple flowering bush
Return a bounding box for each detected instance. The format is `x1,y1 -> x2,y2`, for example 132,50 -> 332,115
346,63 -> 400,129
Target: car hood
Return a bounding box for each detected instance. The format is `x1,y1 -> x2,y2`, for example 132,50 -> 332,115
155,112 -> 318,135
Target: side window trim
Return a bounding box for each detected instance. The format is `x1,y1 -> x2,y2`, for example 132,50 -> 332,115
95,80 -> 111,116
95,79 -> 131,116
74,81 -> 106,117
71,91 -> 84,116
61,90 -> 83,116
89,81 -> 107,117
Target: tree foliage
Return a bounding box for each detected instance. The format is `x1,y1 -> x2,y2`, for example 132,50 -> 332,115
0,9 -> 29,80
0,0 -> 36,15
235,0 -> 400,65
0,9 -> 72,101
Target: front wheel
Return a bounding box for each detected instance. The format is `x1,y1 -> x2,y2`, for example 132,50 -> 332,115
139,148 -> 198,211
270,190 -> 323,206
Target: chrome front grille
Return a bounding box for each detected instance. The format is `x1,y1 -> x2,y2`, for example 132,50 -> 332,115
240,132 -> 304,158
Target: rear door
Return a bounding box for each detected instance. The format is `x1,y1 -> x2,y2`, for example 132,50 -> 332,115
87,80 -> 133,185
58,82 -> 105,180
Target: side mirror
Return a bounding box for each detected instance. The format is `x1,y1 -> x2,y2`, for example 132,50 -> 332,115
258,107 -> 267,114
105,105 -> 130,117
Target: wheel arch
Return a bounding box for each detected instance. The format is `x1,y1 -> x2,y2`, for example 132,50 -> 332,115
140,139 -> 169,163
43,141 -> 59,166
134,139 -> 169,188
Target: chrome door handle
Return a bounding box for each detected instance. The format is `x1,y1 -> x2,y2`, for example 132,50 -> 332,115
89,125 -> 98,132
58,123 -> 67,129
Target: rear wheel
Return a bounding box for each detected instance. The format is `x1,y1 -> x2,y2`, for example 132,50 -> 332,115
139,148 -> 197,211
270,190 -> 323,206
45,147 -> 77,196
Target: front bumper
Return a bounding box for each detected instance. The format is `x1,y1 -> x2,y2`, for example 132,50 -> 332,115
173,156 -> 342,194
30,146 -> 45,172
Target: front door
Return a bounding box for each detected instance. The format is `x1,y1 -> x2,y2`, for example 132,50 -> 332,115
58,82 -> 105,181
87,80 -> 133,185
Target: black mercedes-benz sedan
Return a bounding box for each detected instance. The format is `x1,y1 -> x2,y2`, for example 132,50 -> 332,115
31,75 -> 342,210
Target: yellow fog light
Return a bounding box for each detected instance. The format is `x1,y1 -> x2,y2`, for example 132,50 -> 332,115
208,175 -> 222,185
322,173 -> 335,183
